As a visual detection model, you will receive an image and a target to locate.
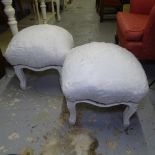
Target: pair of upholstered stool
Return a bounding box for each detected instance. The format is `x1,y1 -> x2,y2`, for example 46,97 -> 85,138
5,24 -> 149,129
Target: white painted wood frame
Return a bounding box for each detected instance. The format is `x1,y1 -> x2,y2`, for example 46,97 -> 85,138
66,99 -> 138,129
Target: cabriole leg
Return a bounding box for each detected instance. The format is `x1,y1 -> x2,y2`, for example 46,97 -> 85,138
14,66 -> 26,90
123,103 -> 138,129
67,100 -> 77,124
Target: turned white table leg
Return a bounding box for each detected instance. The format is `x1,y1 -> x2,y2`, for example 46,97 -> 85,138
34,0 -> 41,24
40,0 -> 47,24
2,0 -> 18,36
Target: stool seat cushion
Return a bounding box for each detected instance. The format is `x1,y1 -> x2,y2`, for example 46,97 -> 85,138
61,42 -> 148,104
5,24 -> 74,68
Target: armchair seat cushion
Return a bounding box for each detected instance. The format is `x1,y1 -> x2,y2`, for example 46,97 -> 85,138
117,12 -> 148,41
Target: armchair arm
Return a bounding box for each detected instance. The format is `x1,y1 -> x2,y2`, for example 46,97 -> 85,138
143,5 -> 155,57
130,0 -> 155,14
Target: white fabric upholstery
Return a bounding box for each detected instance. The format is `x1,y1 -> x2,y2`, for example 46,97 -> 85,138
61,42 -> 149,104
5,24 -> 74,68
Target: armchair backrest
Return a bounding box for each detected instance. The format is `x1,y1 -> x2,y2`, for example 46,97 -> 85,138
143,5 -> 155,57
130,0 -> 155,14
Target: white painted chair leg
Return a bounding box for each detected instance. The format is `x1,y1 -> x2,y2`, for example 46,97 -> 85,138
40,0 -> 47,24
2,0 -> 18,36
123,103 -> 138,129
14,66 -> 26,90
64,0 -> 68,8
51,0 -> 55,13
67,100 -> 77,124
34,0 -> 41,24
55,0 -> 61,21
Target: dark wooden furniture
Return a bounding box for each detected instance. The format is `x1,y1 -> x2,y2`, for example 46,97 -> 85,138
0,2 -> 8,26
0,49 -> 5,79
96,0 -> 123,22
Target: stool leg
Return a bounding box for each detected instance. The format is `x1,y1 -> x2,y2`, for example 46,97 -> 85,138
14,66 -> 26,90
123,103 -> 138,129
67,100 -> 77,124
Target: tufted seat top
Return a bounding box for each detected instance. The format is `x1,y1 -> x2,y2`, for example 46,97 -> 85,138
61,42 -> 149,104
5,24 -> 74,68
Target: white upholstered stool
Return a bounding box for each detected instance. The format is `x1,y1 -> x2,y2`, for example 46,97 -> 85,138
61,42 -> 149,128
5,24 -> 74,90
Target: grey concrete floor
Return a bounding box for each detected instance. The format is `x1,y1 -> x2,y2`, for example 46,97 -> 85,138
56,0 -> 117,46
0,0 -> 155,155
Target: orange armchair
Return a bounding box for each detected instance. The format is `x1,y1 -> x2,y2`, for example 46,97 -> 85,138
116,0 -> 155,60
